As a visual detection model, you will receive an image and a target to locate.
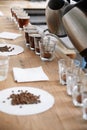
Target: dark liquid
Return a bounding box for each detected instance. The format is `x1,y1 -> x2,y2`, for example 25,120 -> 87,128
35,47 -> 40,53
29,36 -> 35,50
25,32 -> 29,44
42,52 -> 52,58
18,18 -> 29,28
35,37 -> 41,54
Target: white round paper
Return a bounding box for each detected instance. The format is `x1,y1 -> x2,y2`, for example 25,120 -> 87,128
0,87 -> 54,115
0,43 -> 24,56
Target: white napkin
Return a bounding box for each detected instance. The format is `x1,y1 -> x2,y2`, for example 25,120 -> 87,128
13,66 -> 49,82
0,32 -> 22,40
0,11 -> 4,16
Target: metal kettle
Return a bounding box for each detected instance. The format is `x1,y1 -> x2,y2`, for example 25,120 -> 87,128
45,0 -> 70,37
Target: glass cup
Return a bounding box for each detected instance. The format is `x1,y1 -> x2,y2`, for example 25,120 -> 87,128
29,33 -> 40,51
58,59 -> 72,85
58,59 -> 67,85
82,74 -> 87,119
66,67 -> 76,96
23,27 -> 30,47
39,33 -> 57,61
82,74 -> 87,104
11,6 -> 23,22
17,15 -> 30,30
0,56 -> 9,81
15,11 -> 27,24
66,67 -> 83,96
23,24 -> 37,47
28,30 -> 39,50
58,58 -> 80,85
72,75 -> 83,107
82,98 -> 87,120
34,34 -> 42,55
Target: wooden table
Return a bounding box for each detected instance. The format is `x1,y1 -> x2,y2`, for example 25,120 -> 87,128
0,2 -> 87,130
0,0 -> 47,8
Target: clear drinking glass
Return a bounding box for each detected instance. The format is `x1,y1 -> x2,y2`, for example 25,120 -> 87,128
72,77 -> 83,107
82,74 -> 87,119
28,30 -> 39,50
66,67 -> 76,96
58,59 -> 67,85
82,98 -> 87,120
34,34 -> 42,55
58,58 -> 80,86
23,24 -> 37,47
17,15 -> 30,30
82,74 -> 87,103
39,33 -> 57,61
67,67 -> 82,96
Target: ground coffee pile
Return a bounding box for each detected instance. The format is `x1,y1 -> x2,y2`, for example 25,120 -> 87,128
0,45 -> 14,52
8,90 -> 41,105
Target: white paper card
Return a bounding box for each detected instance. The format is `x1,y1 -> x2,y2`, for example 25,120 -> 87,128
13,66 -> 49,82
0,32 -> 22,40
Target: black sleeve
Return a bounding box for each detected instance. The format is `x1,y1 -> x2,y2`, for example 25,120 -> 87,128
72,0 -> 81,2
75,0 -> 87,11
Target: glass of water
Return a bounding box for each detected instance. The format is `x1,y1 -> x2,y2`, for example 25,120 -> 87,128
82,74 -> 87,119
82,98 -> 87,120
72,75 -> 83,107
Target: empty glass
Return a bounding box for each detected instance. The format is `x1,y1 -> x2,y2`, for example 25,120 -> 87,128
82,74 -> 87,119
82,98 -> 87,120
58,58 -> 80,85
58,59 -> 67,85
66,67 -> 82,96
72,75 -> 83,107
66,67 -> 76,96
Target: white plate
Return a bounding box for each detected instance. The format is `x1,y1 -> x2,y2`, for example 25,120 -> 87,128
0,43 -> 24,56
0,86 -> 54,115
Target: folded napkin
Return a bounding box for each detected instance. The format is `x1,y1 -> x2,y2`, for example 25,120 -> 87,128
13,66 -> 49,82
0,32 -> 22,40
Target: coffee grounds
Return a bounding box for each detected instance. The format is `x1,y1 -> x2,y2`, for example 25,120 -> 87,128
42,52 -> 52,58
8,90 -> 41,105
0,45 -> 14,52
76,94 -> 82,103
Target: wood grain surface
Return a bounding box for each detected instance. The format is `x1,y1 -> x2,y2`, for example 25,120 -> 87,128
0,1 -> 86,130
